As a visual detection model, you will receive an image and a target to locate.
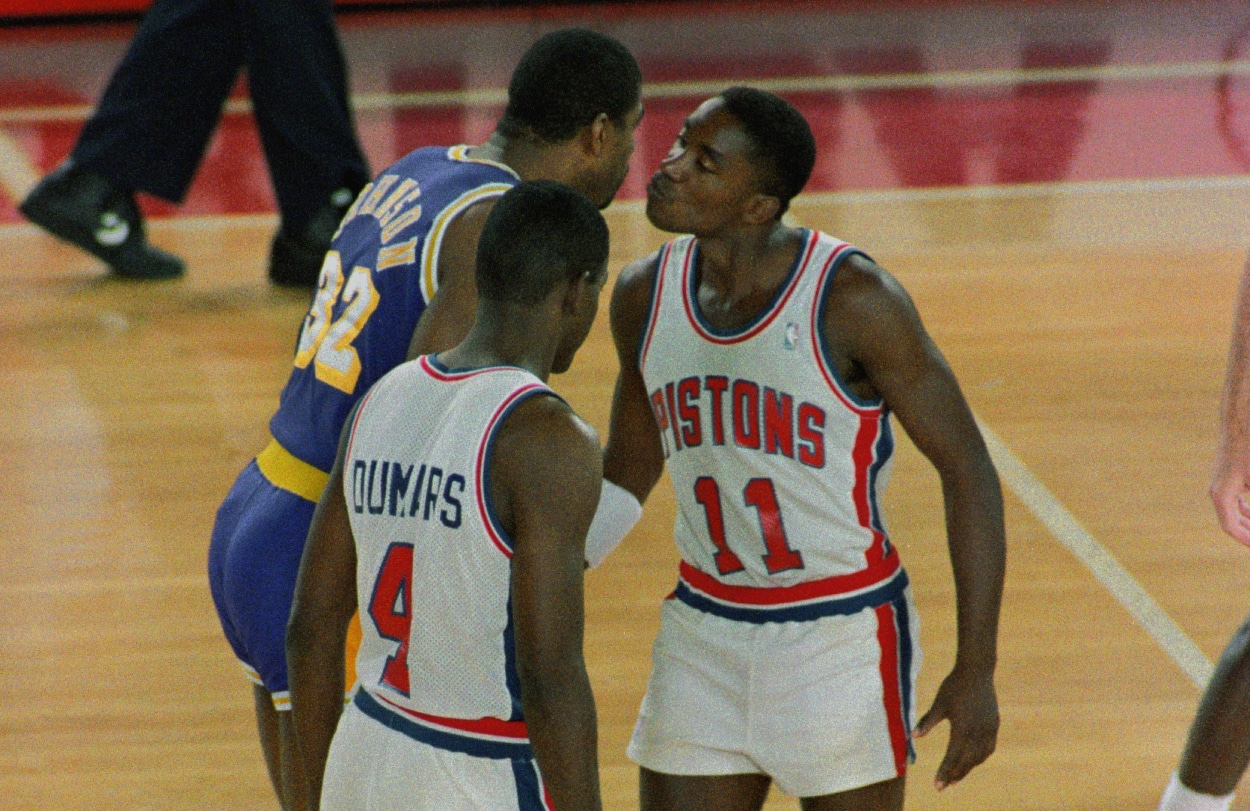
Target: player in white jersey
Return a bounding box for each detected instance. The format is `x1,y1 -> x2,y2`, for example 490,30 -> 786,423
286,181 -> 610,811
602,88 -> 1006,810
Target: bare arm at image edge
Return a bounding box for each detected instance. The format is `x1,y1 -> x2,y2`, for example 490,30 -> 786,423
1212,258 -> 1250,545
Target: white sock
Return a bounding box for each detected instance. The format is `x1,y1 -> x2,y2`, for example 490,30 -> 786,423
1159,772 -> 1234,811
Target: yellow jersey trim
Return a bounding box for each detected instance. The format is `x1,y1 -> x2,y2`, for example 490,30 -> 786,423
256,437 -> 330,503
419,182 -> 515,304
446,144 -> 521,177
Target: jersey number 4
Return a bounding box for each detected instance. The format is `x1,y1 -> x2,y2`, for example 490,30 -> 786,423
693,476 -> 805,575
368,542 -> 413,696
294,251 -> 381,394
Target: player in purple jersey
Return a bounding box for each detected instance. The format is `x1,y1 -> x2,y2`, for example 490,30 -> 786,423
602,88 -> 1005,810
288,180 -> 610,811
207,29 -> 642,810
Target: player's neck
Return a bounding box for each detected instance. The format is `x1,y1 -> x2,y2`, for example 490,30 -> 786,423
439,305 -> 559,382
695,222 -> 801,299
478,131 -> 582,189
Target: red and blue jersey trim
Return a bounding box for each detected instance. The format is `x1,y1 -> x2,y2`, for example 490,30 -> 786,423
681,229 -> 818,345
637,243 -> 671,375
475,382 -> 551,558
672,553 -> 907,623
419,354 -> 517,380
807,241 -> 896,565
355,688 -> 534,760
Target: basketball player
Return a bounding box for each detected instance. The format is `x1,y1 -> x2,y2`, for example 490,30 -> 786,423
287,180 -> 609,810
207,29 -> 642,810
1158,257 -> 1250,811
600,88 -> 1006,810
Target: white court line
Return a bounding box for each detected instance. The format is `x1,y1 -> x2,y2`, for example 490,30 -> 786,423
0,575 -> 205,597
605,173 -> 1250,215
0,172 -> 1244,235
977,418 -> 1214,688
2,57 -> 1250,125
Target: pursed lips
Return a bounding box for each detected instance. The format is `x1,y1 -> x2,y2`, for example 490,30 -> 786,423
647,173 -> 672,202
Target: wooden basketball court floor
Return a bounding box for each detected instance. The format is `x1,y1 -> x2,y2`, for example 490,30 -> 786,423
3,1 -> 1250,808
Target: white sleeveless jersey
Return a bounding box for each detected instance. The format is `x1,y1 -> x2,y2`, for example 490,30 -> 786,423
638,230 -> 908,623
342,354 -> 552,760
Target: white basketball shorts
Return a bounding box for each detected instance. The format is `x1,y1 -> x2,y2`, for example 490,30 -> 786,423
321,691 -> 552,811
627,588 -> 921,799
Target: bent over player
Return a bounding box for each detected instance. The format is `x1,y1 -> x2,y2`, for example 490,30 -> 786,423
206,29 -> 641,810
287,181 -> 610,810
602,88 -> 1006,810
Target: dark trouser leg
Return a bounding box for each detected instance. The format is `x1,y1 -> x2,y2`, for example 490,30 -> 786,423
71,0 -> 245,203
1177,614 -> 1250,796
243,0 -> 369,235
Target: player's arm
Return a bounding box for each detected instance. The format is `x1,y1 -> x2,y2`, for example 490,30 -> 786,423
286,407 -> 360,811
1212,257 -> 1250,545
405,200 -> 498,359
827,253 -> 1005,791
493,395 -> 605,811
603,254 -> 667,502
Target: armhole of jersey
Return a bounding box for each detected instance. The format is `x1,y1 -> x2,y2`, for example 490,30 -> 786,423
419,182 -> 515,304
810,245 -> 888,414
474,384 -> 559,558
342,387 -> 378,474
636,245 -> 672,376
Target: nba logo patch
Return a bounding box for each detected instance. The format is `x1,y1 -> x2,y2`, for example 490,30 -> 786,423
784,322 -> 800,349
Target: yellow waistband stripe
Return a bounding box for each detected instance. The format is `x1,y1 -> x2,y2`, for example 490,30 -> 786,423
256,438 -> 330,503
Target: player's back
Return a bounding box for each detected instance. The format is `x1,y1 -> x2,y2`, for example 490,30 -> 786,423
343,355 -> 552,754
269,146 -> 519,475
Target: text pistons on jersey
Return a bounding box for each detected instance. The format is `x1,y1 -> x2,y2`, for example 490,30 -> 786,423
350,458 -> 464,528
649,376 -> 826,467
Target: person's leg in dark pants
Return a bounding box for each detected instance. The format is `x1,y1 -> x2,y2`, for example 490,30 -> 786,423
245,0 -> 370,286
21,0 -> 245,279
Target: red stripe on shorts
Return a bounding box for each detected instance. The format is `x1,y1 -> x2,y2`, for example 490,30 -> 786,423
874,601 -> 909,775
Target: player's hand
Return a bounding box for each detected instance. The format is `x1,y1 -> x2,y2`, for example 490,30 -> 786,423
913,666 -> 998,791
1210,453 -> 1250,546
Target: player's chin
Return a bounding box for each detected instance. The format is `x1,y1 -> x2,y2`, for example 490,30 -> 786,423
644,198 -> 685,234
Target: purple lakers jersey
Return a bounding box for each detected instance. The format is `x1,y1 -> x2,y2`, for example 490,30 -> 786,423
269,146 -> 519,474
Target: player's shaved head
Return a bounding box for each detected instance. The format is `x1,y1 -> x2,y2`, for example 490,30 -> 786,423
498,28 -> 642,143
476,180 -> 609,305
718,86 -> 816,216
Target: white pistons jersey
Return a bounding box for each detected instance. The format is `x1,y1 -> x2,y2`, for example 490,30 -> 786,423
638,230 -> 908,623
342,354 -> 553,760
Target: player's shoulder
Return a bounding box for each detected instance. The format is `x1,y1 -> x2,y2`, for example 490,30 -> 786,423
496,392 -> 602,477
821,244 -> 926,350
825,247 -> 909,312
612,248 -> 666,316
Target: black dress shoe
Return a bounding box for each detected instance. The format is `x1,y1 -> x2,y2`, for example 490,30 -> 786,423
268,188 -> 356,288
19,161 -> 185,280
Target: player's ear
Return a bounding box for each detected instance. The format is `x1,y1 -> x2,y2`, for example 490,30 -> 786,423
580,112 -> 611,158
743,192 -> 781,225
561,271 -> 596,315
